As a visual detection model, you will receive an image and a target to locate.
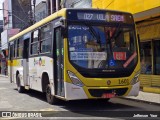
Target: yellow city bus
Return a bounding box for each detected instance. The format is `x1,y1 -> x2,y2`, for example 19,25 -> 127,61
8,8 -> 140,104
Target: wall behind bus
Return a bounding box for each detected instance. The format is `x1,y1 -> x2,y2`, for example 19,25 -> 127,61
92,0 -> 160,92
92,0 -> 160,14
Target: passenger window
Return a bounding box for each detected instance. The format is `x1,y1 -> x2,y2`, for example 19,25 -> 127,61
31,30 -> 39,55
40,24 -> 52,53
14,40 -> 17,58
9,42 -> 14,60
17,38 -> 23,58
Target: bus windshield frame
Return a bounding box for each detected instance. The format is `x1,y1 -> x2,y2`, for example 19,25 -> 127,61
66,10 -> 138,78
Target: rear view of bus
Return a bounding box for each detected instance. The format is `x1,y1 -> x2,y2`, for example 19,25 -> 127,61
62,9 -> 140,100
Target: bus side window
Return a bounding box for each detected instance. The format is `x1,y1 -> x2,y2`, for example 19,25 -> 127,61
30,30 -> 39,55
40,24 -> 52,53
8,43 -> 10,60
17,38 -> 23,58
14,40 -> 17,58
8,43 -> 12,60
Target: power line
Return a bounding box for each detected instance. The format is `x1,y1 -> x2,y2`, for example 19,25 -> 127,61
0,9 -> 30,28
10,13 -> 28,26
17,0 -> 29,17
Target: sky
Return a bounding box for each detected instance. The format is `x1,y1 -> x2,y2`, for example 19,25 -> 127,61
0,0 -> 44,20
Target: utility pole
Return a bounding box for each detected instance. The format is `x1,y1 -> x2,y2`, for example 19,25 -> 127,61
56,0 -> 60,11
28,0 -> 36,25
33,0 -> 36,23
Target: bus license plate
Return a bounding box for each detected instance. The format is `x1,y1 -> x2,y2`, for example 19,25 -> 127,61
102,93 -> 115,98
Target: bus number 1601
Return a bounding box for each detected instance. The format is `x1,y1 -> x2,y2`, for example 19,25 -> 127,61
118,79 -> 129,85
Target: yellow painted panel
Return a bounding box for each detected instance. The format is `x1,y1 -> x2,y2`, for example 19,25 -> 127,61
140,74 -> 160,88
137,23 -> 160,41
143,87 -> 160,94
7,59 -> 22,67
144,0 -> 160,10
139,74 -> 151,86
92,0 -> 160,14
151,75 -> 160,87
8,60 -> 11,66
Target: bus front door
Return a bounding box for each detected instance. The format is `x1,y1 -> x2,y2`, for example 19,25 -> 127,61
54,27 -> 65,97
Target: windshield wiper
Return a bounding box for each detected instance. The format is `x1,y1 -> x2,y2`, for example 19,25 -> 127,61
105,23 -> 122,68
106,23 -> 122,53
84,22 -> 101,46
110,23 -> 122,41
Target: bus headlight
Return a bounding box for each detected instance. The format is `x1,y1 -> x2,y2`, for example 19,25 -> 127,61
68,71 -> 84,87
131,71 -> 140,85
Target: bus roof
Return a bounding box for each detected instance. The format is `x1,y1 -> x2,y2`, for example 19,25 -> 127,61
9,8 -> 133,42
9,8 -> 67,41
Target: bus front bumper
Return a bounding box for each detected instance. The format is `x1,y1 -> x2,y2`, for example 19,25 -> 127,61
64,81 -> 140,100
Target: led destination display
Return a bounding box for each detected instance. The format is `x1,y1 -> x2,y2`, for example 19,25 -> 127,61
67,10 -> 134,24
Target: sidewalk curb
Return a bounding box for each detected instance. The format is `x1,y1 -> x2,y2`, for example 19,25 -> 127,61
121,97 -> 160,106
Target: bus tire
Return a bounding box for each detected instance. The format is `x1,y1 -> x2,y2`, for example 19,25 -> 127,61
46,84 -> 58,105
16,74 -> 25,93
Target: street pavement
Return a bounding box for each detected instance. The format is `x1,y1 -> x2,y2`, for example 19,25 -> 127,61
124,91 -> 160,104
0,74 -> 160,105
0,75 -> 160,119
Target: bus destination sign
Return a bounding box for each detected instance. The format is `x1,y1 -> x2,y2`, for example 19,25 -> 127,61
75,11 -> 133,23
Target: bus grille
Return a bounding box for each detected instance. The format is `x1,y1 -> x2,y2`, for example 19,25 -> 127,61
88,88 -> 128,97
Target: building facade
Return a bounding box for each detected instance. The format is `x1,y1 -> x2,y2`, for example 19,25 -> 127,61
92,0 -> 160,93
3,0 -> 31,30
62,0 -> 91,8
43,0 -> 91,17
0,0 -> 31,75
35,1 -> 47,22
0,20 -> 3,74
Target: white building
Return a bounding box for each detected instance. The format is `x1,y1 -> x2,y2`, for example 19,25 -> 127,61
35,1 -> 47,22
62,0 -> 91,8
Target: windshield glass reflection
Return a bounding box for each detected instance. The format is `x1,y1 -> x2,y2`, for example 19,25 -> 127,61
68,24 -> 137,70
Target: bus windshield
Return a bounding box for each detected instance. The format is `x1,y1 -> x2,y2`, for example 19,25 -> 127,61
68,23 -> 138,70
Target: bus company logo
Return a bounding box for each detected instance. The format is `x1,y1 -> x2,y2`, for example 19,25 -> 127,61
2,112 -> 11,118
34,58 -> 45,66
107,80 -> 111,85
39,58 -> 42,66
1,112 -> 42,118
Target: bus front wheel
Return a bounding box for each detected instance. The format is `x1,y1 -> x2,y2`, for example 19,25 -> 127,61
46,84 -> 58,104
16,74 -> 25,93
